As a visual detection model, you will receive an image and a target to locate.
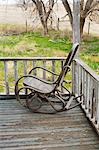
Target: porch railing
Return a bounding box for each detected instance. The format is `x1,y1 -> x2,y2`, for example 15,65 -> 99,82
72,59 -> 99,135
0,57 -> 99,134
0,57 -> 66,96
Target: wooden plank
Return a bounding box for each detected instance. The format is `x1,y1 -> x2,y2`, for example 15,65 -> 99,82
86,74 -> 90,112
43,60 -> 46,79
23,60 -> 27,75
14,60 -> 18,82
1,144 -> 99,150
61,60 -> 64,92
52,60 -> 55,81
73,59 -> 99,135
95,80 -> 99,125
4,61 -> 9,95
73,0 -> 80,46
89,76 -> 93,114
74,61 -> 78,95
0,57 -> 67,96
84,71 -> 87,109
33,60 -> 37,76
0,99 -> 99,150
74,59 -> 99,81
0,57 -> 66,61
72,61 -> 75,94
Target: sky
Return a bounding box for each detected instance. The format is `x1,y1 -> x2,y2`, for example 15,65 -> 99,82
0,0 -> 73,5
0,0 -> 17,4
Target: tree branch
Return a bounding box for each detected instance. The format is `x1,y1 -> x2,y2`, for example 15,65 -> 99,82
82,0 -> 93,17
87,8 -> 99,16
46,0 -> 54,21
31,0 -> 37,6
80,0 -> 84,11
61,0 -> 73,28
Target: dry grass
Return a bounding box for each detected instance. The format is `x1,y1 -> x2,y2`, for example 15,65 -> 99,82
0,24 -> 33,35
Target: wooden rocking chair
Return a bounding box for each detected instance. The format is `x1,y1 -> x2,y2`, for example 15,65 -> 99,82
15,43 -> 82,114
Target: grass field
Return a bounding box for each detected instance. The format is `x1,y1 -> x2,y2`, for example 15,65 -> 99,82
0,30 -> 98,93
0,30 -> 99,73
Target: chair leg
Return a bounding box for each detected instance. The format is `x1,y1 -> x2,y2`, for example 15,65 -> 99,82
65,96 -> 74,109
15,86 -> 32,107
26,93 -> 43,112
64,94 -> 83,110
27,94 -> 83,114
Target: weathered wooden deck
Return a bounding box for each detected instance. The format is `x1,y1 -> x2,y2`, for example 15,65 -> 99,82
0,99 -> 99,150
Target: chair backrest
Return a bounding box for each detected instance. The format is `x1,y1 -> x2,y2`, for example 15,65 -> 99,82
56,43 -> 79,86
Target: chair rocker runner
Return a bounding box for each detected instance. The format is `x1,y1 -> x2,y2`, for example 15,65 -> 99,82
15,43 -> 82,114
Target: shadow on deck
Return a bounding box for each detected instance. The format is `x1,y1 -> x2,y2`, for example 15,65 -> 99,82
0,99 -> 99,150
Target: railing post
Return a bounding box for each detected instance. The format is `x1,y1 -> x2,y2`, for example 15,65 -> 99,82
43,60 -> 46,79
96,83 -> 99,126
24,60 -> 27,75
4,61 -> 9,95
72,61 -> 76,95
73,59 -> 99,135
33,60 -> 37,76
14,60 -> 18,82
52,60 -> 55,81
0,57 -> 66,95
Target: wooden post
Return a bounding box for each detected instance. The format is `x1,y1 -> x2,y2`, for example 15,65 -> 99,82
72,0 -> 80,94
73,0 -> 80,46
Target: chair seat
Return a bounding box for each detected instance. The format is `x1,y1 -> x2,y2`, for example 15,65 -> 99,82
23,77 -> 56,94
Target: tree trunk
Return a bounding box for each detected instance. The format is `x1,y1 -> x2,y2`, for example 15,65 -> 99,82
32,0 -> 54,35
42,21 -> 48,35
80,17 -> 85,36
62,0 -> 73,28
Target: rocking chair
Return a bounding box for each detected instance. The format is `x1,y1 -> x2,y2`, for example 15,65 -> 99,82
15,43 -> 82,114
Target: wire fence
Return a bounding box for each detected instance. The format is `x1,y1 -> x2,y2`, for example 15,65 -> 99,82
0,4 -> 99,36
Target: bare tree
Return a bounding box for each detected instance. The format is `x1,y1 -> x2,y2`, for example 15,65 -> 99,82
17,0 -> 31,32
31,0 -> 55,35
62,0 -> 99,35
89,2 -> 99,23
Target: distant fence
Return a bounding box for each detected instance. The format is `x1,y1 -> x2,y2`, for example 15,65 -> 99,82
0,4 -> 71,35
0,5 -> 99,36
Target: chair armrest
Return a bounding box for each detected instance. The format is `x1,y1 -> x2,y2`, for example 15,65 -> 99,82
29,66 -> 59,76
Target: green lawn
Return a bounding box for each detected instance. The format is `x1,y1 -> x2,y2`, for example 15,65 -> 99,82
0,30 -> 98,93
0,31 -> 99,73
81,36 -> 99,73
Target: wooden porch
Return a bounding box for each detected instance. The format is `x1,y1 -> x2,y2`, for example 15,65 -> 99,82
0,57 -> 99,149
0,98 -> 99,150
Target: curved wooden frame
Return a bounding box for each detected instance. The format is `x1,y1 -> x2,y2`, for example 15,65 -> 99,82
15,43 -> 82,114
